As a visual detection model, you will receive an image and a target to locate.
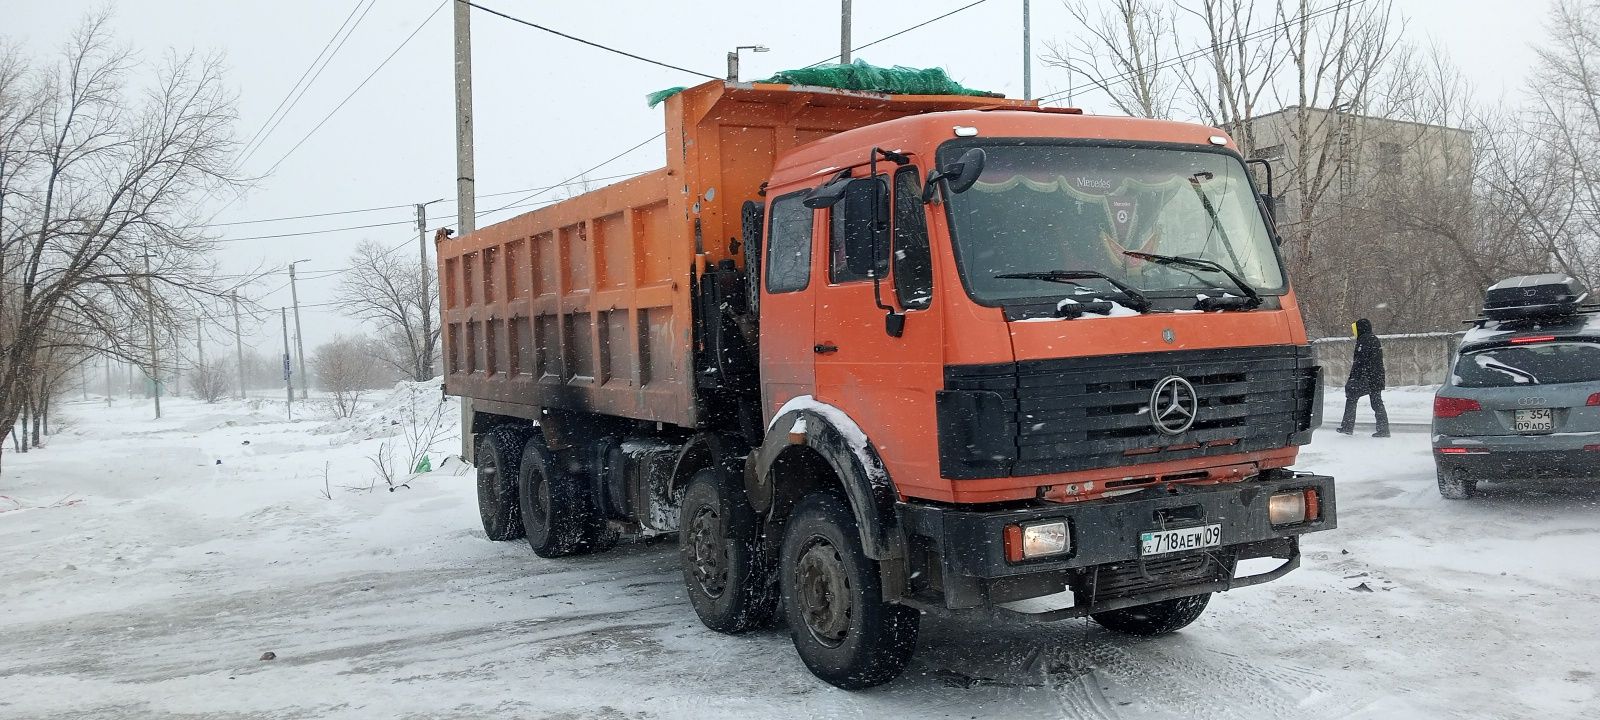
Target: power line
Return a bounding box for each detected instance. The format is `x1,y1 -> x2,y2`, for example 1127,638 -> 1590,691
477,133 -> 665,221
237,0 -> 374,165
214,187 -> 592,243
807,0 -> 991,67
1036,0 -> 1365,105
209,172 -> 645,228
461,1 -> 720,79
258,0 -> 448,176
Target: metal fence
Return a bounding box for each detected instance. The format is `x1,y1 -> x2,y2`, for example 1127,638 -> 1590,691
1313,331 -> 1464,388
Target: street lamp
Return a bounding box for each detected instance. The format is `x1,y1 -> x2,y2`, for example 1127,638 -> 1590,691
727,45 -> 769,82
287,258 -> 312,401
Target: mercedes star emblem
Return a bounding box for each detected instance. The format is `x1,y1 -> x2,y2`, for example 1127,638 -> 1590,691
1150,376 -> 1198,435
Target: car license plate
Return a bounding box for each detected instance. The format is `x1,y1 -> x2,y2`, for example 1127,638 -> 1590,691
1514,408 -> 1553,433
1140,524 -> 1222,556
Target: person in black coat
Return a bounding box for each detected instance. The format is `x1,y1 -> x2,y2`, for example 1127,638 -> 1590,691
1338,318 -> 1390,437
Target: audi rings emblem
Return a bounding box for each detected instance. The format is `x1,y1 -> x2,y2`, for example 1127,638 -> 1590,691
1150,376 -> 1199,435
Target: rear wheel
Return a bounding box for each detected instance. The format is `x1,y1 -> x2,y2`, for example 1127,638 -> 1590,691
1091,594 -> 1211,636
1437,465 -> 1477,499
518,435 -> 609,558
475,427 -> 527,541
679,468 -> 778,633
780,493 -> 919,689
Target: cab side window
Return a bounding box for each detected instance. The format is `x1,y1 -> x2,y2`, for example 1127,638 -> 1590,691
892,166 -> 933,309
765,193 -> 813,294
828,177 -> 890,283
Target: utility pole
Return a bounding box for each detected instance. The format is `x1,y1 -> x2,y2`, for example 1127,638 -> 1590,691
281,307 -> 293,420
288,259 -> 310,400
455,0 -> 477,460
104,353 -> 112,407
840,0 -> 852,64
232,291 -> 246,399
1023,0 -> 1032,100
143,246 -> 161,419
416,199 -> 445,380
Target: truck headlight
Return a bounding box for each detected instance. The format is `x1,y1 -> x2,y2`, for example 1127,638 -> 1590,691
1004,521 -> 1071,562
1269,489 -> 1320,525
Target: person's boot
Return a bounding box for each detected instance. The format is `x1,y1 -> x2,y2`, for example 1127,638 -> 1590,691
1372,430 -> 1391,438
1336,426 -> 1354,435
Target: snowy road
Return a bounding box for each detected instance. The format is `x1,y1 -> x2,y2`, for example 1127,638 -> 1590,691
2,389 -> 1598,719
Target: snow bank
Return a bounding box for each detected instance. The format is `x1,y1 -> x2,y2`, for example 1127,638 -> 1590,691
311,378 -> 460,446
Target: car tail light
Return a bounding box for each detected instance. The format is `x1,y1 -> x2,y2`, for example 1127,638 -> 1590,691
1585,445 -> 1600,452
1509,335 -> 1557,344
1434,396 -> 1482,418
1438,447 -> 1489,455
1588,393 -> 1600,406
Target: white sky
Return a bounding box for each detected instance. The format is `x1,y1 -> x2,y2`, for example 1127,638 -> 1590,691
3,0 -> 1554,355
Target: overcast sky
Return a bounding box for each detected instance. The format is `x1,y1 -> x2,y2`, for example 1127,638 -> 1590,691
3,0 -> 1555,357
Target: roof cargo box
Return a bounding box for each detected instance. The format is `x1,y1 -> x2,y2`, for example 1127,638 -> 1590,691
1482,273 -> 1590,320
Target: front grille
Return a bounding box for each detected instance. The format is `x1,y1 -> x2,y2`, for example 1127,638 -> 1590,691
1077,551 -> 1235,601
940,345 -> 1320,478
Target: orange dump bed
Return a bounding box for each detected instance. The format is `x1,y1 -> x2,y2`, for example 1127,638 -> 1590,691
438,79 -> 1033,427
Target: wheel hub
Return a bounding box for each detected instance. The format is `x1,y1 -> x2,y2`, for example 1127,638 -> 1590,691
688,506 -> 728,598
795,538 -> 852,647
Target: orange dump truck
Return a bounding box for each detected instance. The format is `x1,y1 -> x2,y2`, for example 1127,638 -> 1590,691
438,77 -> 1335,688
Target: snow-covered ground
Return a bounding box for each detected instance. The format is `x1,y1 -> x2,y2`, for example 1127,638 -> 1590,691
2,386 -> 1598,719
1321,385 -> 1436,429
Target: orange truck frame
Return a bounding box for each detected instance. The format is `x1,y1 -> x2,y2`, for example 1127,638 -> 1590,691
439,78 -> 1335,688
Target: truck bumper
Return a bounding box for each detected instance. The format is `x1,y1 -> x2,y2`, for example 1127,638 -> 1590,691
895,473 -> 1335,616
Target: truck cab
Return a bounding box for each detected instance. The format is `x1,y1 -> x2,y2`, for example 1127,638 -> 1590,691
441,77 -> 1335,690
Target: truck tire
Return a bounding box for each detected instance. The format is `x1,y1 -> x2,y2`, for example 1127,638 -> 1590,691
517,436 -> 607,558
780,493 -> 919,689
1437,465 -> 1477,499
475,427 -> 527,541
1091,593 -> 1211,636
680,468 -> 778,633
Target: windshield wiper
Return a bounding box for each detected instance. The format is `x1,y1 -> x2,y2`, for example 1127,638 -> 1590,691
1122,250 -> 1262,310
993,270 -> 1152,312
1482,361 -> 1539,384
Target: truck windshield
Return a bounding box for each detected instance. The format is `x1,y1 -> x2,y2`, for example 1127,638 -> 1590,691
941,142 -> 1286,305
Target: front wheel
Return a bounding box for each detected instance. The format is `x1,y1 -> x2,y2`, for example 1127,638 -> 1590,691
1437,465 -> 1477,500
780,493 -> 919,690
1091,593 -> 1211,636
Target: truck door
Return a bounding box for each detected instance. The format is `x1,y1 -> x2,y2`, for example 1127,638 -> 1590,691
812,167 -> 944,489
759,189 -> 819,421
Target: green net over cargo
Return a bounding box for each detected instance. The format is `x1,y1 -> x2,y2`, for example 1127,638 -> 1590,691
759,60 -> 1000,97
646,60 -> 1001,107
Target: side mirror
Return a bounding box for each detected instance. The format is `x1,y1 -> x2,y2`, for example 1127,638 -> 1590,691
920,147 -> 987,202
804,178 -> 852,209
945,148 -> 986,194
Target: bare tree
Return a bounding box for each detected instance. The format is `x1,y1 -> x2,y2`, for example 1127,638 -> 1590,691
1471,0 -> 1600,289
188,357 -> 231,403
335,240 -> 440,382
0,14 -> 241,473
311,334 -> 381,418
1178,0 -> 1288,155
1043,0 -> 1186,118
